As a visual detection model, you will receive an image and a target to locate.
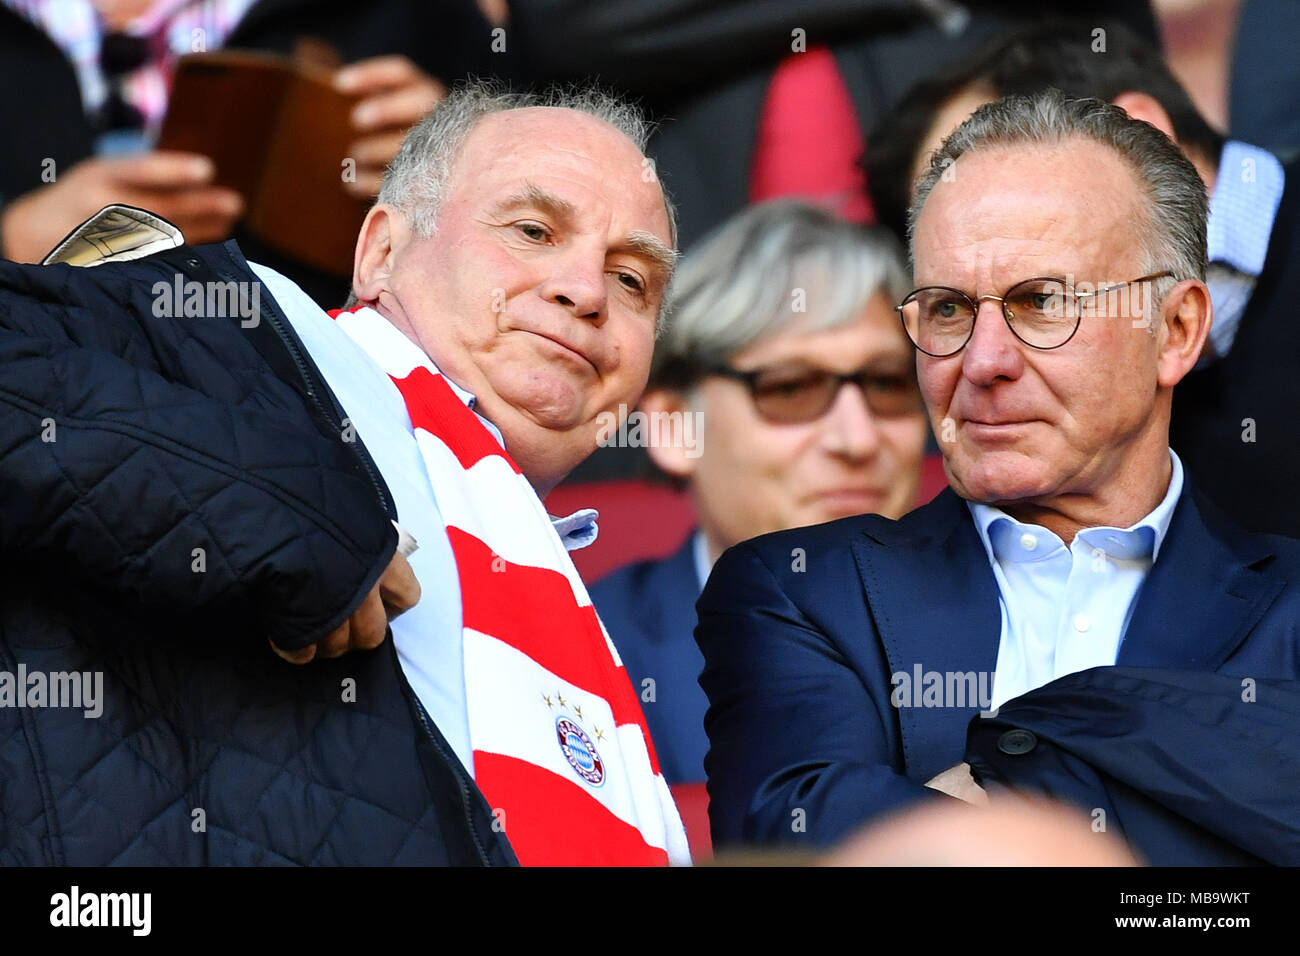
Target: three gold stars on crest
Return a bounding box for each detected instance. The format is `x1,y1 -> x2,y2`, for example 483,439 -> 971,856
542,691 -> 604,740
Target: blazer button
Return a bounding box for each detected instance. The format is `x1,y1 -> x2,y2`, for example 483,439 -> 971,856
997,729 -> 1037,755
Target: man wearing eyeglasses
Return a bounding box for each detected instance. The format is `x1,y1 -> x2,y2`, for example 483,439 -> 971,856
590,200 -> 927,785
697,90 -> 1300,864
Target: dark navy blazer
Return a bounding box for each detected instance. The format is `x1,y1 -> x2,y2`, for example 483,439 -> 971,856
696,484 -> 1300,853
591,536 -> 710,785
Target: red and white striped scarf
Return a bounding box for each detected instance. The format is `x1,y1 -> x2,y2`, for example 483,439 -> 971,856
331,305 -> 689,866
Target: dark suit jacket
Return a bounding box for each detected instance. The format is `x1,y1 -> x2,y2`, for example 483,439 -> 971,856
1171,156 -> 1300,538
696,483 -> 1300,851
591,536 -> 709,784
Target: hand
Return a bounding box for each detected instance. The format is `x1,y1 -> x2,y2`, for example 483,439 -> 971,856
0,152 -> 244,263
335,55 -> 446,199
270,549 -> 421,664
924,762 -> 989,806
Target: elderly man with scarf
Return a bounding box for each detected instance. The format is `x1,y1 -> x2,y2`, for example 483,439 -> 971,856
0,81 -> 687,866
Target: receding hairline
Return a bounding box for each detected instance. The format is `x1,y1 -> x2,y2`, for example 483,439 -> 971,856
912,135 -> 1154,252
456,105 -> 657,173
440,106 -> 674,242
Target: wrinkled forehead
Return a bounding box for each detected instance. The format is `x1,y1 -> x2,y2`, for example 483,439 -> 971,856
451,107 -> 671,236
913,141 -> 1149,279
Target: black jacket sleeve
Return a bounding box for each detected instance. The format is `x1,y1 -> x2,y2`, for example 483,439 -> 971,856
0,253 -> 396,651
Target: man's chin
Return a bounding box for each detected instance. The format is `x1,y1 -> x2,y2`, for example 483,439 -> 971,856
490,379 -> 591,432
947,454 -> 1053,506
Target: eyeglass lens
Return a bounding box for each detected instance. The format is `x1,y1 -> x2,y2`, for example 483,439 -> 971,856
900,279 -> 1079,354
747,365 -> 922,423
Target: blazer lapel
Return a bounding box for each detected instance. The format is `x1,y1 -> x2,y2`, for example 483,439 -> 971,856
1120,486 -> 1284,669
850,489 -> 1004,783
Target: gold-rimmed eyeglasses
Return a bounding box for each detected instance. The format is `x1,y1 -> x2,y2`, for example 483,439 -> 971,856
895,272 -> 1176,357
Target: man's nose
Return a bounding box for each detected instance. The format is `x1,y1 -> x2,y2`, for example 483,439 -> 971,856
961,299 -> 1025,385
538,247 -> 607,320
819,379 -> 882,461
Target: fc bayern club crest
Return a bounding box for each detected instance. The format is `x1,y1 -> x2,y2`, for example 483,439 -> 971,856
556,716 -> 605,787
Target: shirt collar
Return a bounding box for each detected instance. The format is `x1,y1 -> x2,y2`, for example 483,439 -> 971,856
550,508 -> 600,551
429,359 -> 598,551
427,359 -> 507,448
692,529 -> 713,592
1208,140 -> 1285,277
967,449 -> 1184,565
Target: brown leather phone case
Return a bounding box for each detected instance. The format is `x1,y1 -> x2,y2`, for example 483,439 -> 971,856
158,49 -> 369,273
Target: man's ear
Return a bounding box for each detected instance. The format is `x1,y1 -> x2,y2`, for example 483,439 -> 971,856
1155,279 -> 1213,388
640,388 -> 701,480
351,204 -> 409,305
1111,91 -> 1178,142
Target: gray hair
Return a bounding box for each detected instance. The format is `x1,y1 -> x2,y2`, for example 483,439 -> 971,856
650,200 -> 911,388
377,77 -> 676,247
908,89 -> 1208,304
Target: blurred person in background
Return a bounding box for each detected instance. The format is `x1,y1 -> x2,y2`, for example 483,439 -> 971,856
591,200 -> 927,784
511,0 -> 1157,252
823,798 -> 1141,867
0,0 -> 507,303
1229,0 -> 1300,161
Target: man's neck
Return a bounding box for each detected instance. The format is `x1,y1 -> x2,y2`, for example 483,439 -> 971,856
993,453 -> 1175,548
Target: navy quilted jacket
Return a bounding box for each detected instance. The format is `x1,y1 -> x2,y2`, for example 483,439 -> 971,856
0,241 -> 516,865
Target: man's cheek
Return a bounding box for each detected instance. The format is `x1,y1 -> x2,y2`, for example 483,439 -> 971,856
916,365 -> 949,405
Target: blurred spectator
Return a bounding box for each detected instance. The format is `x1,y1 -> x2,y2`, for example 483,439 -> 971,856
1154,0 -> 1241,133
823,798 -> 1140,866
590,200 -> 927,784
863,20 -> 1299,537
865,21 -> 1224,241
511,1 -> 1158,252
0,0 -> 508,303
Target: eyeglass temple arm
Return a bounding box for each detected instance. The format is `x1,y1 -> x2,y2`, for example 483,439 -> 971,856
1073,271 -> 1176,300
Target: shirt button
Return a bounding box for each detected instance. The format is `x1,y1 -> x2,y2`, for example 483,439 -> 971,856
1019,533 -> 1038,552
1073,613 -> 1091,632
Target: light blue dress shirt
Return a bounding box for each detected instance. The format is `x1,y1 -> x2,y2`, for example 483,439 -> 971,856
253,264 -> 597,774
691,529 -> 713,592
967,450 -> 1184,711
1204,140 -> 1285,361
